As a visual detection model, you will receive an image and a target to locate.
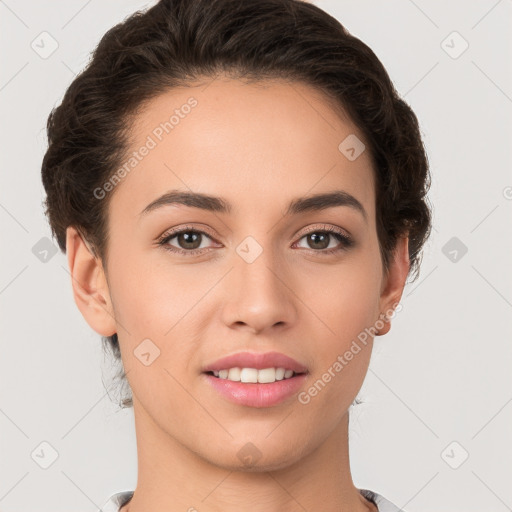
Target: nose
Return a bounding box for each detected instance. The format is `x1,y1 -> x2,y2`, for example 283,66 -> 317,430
220,243 -> 298,334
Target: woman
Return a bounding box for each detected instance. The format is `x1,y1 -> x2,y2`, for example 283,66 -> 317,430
41,0 -> 432,510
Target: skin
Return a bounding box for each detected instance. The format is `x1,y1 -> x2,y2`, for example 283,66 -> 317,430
66,77 -> 409,512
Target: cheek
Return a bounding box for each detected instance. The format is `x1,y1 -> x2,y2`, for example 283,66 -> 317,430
304,255 -> 380,339
300,260 -> 379,399
108,249 -> 197,335
107,253 -> 211,385
108,259 -> 203,412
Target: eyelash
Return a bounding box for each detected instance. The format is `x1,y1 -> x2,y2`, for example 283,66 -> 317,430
156,224 -> 354,256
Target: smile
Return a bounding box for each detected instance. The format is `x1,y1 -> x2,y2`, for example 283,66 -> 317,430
208,366 -> 302,383
203,370 -> 308,408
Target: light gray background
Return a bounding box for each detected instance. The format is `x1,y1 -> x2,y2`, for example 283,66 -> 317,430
1,1 -> 511,511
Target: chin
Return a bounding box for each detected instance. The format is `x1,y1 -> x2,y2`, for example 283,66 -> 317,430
202,438 -> 308,473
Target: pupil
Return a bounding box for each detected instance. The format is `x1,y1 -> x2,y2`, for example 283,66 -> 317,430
309,233 -> 328,249
180,232 -> 200,249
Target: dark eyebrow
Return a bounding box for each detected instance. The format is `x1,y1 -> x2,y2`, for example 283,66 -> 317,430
140,189 -> 368,223
140,190 -> 232,216
285,190 -> 367,223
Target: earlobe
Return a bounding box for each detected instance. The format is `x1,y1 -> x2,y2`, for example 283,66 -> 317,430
66,226 -> 117,337
376,236 -> 410,336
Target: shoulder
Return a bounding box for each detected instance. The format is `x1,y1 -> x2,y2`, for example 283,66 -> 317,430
359,488 -> 407,512
98,490 -> 134,512
100,488 -> 404,512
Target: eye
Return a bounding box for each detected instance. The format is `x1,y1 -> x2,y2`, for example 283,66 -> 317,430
156,224 -> 354,256
157,225 -> 218,255
294,225 -> 354,255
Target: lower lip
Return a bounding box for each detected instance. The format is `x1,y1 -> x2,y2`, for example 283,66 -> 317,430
203,372 -> 308,408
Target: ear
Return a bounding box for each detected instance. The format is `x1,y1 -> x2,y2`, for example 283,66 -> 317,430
66,226 -> 117,337
376,236 -> 410,336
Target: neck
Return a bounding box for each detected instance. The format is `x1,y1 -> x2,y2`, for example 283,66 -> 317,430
121,397 -> 377,512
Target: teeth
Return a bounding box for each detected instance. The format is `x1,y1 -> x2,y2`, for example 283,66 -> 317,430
241,368 -> 258,383
212,367 -> 298,383
228,367 -> 241,381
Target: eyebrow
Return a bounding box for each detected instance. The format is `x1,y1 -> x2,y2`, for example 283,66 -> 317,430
140,189 -> 368,223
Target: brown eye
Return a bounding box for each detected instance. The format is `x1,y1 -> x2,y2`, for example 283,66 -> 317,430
157,228 -> 217,255
174,231 -> 203,250
295,227 -> 354,254
306,232 -> 330,250
156,224 -> 354,257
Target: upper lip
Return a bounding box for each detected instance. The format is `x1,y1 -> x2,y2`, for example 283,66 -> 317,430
202,351 -> 308,374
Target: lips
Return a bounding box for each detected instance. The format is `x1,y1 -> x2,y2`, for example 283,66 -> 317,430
201,351 -> 308,374
203,371 -> 308,408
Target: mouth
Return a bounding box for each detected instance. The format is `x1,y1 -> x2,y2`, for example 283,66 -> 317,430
201,351 -> 309,407
204,367 -> 308,384
202,367 -> 309,408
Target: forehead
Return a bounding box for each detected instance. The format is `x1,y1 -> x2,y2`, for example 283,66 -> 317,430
110,77 -> 376,224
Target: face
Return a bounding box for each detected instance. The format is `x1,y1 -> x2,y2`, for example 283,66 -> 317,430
69,77 -> 408,471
